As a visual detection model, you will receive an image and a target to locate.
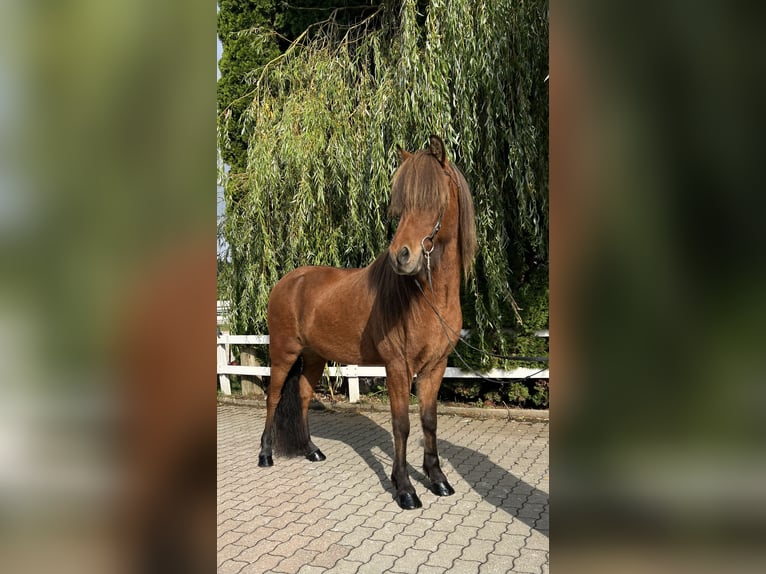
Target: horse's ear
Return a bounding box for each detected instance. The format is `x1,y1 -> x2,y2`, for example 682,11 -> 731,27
428,135 -> 447,166
397,146 -> 411,164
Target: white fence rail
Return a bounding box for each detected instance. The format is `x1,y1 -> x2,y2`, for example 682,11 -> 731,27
216,332 -> 549,404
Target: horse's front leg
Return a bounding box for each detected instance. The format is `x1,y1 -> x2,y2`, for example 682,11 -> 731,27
417,360 -> 454,496
385,365 -> 421,510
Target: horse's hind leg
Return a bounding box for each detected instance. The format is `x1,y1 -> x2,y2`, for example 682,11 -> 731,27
260,351 -> 327,463
417,360 -> 454,496
258,353 -> 300,467
297,352 -> 327,462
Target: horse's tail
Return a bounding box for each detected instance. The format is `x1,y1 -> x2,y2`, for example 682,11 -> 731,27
273,356 -> 310,457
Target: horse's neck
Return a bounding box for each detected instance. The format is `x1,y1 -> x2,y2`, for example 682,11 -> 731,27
424,239 -> 462,305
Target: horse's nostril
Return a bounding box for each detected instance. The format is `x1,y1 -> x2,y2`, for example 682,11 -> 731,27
397,246 -> 410,265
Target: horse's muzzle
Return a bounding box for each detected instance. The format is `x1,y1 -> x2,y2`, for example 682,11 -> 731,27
389,246 -> 422,276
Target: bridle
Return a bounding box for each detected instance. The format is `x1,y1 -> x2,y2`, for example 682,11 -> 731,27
419,211 -> 441,292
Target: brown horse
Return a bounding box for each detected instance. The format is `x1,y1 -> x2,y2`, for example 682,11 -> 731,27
258,135 -> 477,509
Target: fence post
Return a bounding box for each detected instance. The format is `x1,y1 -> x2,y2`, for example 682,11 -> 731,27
240,346 -> 264,397
347,365 -> 360,403
217,340 -> 231,395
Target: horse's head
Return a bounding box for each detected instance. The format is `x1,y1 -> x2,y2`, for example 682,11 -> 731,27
387,135 -> 476,279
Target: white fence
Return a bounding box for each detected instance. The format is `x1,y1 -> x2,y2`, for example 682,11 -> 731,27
216,334 -> 549,402
217,329 -> 549,404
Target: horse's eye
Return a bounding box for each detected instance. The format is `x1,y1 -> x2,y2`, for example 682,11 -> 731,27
387,218 -> 399,240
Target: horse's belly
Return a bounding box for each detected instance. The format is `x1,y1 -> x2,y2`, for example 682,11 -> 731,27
304,328 -> 383,366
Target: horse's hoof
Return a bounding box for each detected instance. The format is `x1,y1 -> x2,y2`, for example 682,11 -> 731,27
396,492 -> 422,510
305,449 -> 326,462
258,454 -> 273,467
430,481 -> 455,497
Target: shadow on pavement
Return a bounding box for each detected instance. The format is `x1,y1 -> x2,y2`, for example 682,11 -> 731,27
309,408 -> 548,535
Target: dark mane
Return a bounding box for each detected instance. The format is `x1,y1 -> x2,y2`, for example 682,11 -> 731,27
389,150 -> 449,218
366,251 -> 421,330
449,163 -> 478,279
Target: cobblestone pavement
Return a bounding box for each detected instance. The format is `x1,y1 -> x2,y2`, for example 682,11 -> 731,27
218,404 -> 549,573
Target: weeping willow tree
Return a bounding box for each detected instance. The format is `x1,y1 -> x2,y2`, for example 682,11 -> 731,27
219,0 -> 548,368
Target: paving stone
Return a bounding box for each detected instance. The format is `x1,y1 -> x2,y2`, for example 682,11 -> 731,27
423,542 -> 463,569
361,510 -> 398,529
516,504 -> 545,519
493,533 -> 527,557
445,525 -> 480,547
267,522 -> 311,543
331,512 -> 368,534
343,538 -> 386,563
304,529 -> 344,551
323,494 -> 357,511
217,529 -> 246,550
418,504 -> 448,521
266,510 -> 306,530
218,559 -> 248,574
378,534 -> 419,558
429,511 -> 464,533
368,521 -> 406,543
300,517 -> 339,538
460,509 -> 493,529
504,518 -> 534,537
218,509 -> 243,525
239,553 -> 283,573
390,548 -> 431,572
295,506 -> 334,524
525,529 -> 550,551
332,559 -> 365,573
272,534 -> 317,554
446,498 -> 479,517
356,552 -> 397,574
235,538 -> 283,562
479,554 -> 516,574
475,519 -> 508,542
513,548 -> 548,574
450,559 -> 483,573
310,544 -> 354,569
272,549 -> 320,574
406,517 -> 435,536
460,538 -> 495,563
217,544 -> 246,566
339,525 -> 377,548
411,529 -> 449,552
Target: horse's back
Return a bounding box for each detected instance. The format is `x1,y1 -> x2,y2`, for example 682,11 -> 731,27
268,265 -> 358,307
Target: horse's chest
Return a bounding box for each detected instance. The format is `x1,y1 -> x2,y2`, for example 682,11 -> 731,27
408,311 -> 460,351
